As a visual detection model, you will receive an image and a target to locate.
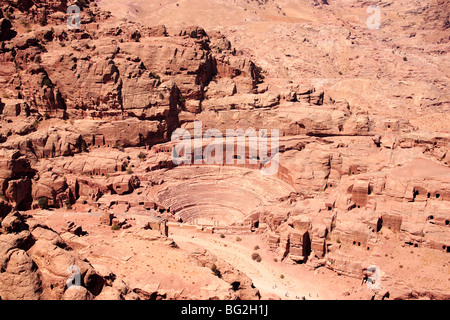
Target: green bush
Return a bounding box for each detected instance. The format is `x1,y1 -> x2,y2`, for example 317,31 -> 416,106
111,223 -> 120,231
37,42 -> 47,52
39,16 -> 47,26
38,197 -> 48,209
41,78 -> 52,87
149,72 -> 160,80
251,252 -> 262,262
137,152 -> 146,160
80,140 -> 88,152
64,200 -> 72,210
113,141 -> 123,150
31,119 -> 40,129
210,264 -> 221,277
20,19 -> 29,27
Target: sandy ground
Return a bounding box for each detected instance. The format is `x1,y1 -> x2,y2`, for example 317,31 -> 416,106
171,229 -> 343,299
32,208 -> 367,300
30,205 -> 449,300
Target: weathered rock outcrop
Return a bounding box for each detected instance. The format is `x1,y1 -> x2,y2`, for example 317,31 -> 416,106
0,0 -> 448,301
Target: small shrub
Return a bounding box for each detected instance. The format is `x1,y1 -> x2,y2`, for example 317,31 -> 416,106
220,234 -> 225,239
273,258 -> 278,262
80,140 -> 88,152
210,264 -> 221,277
20,19 -> 29,27
149,72 -> 160,80
126,167 -> 133,174
41,78 -> 52,87
76,0 -> 90,8
137,152 -> 146,160
280,274 -> 284,279
64,200 -> 72,210
38,197 -> 48,209
37,42 -> 47,52
251,252 -> 262,262
39,16 -> 47,26
235,237 -> 242,242
43,112 -> 49,120
254,245 -> 260,250
111,223 -> 120,231
399,265 -> 404,268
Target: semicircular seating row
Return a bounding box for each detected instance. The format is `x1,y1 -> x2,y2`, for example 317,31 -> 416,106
155,171 -> 294,225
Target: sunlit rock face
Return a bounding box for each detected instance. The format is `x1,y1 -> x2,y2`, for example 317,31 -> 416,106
0,0 -> 449,301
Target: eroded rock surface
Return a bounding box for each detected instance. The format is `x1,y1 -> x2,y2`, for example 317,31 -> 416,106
0,0 -> 448,300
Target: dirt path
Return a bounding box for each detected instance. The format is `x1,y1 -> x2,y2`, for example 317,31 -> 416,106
171,230 -> 334,299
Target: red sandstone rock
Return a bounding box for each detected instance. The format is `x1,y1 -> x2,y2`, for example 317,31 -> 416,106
0,0 -> 448,301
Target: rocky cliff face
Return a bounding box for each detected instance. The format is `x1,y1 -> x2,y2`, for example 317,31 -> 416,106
0,0 -> 448,300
